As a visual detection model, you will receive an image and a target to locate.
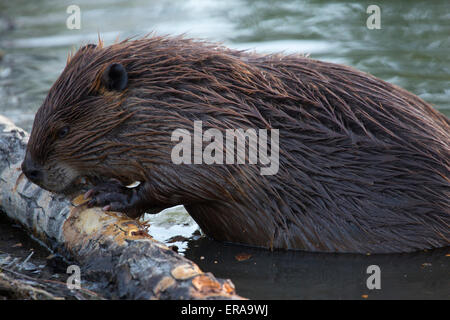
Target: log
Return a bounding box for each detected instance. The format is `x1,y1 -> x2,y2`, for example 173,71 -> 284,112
0,115 -> 243,300
0,263 -> 103,300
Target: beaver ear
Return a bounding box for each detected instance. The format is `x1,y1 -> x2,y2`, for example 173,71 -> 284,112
101,63 -> 128,91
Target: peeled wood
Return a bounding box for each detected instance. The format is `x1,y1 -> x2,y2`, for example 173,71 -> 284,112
0,115 -> 242,300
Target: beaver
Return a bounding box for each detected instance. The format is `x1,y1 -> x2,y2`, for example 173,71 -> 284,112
21,36 -> 449,253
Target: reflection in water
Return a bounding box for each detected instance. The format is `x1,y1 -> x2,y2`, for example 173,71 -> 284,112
0,0 -> 449,299
185,238 -> 450,299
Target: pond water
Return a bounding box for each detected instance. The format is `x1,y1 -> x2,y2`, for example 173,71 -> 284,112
0,0 -> 449,299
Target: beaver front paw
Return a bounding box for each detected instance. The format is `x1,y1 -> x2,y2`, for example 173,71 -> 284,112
84,179 -> 145,218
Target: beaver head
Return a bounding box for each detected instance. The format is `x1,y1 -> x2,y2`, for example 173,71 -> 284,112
22,37 -> 267,193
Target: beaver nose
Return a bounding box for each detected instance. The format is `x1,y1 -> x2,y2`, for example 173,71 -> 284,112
21,156 -> 43,184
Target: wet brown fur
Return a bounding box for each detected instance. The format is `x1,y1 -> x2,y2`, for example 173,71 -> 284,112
26,36 -> 449,253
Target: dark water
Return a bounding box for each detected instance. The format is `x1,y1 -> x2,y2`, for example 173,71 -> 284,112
0,0 -> 449,299
185,239 -> 449,299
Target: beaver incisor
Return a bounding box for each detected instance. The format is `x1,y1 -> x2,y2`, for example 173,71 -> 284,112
21,36 -> 449,253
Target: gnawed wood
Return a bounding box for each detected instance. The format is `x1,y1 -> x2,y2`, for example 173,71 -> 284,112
0,115 -> 243,300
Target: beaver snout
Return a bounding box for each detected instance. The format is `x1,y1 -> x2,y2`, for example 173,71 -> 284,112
21,154 -> 44,185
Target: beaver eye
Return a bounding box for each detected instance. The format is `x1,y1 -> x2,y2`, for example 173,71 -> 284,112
57,126 -> 70,138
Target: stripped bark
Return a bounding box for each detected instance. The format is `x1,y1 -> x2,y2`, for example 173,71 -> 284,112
0,115 -> 243,300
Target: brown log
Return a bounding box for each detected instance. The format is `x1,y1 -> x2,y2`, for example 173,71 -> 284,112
0,115 -> 243,300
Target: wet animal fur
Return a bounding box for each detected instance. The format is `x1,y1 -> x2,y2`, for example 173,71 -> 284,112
26,36 -> 449,253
